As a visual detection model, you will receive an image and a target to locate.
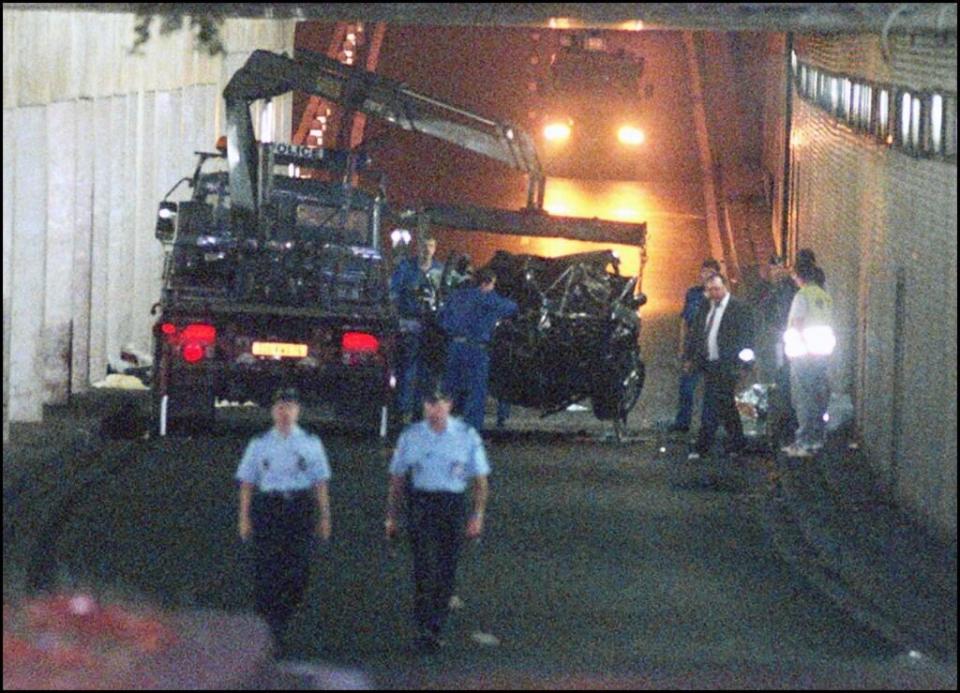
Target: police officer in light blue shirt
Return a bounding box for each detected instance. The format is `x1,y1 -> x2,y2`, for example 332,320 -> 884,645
236,387 -> 332,653
384,384 -> 490,654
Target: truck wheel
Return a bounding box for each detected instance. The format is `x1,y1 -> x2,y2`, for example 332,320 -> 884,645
335,397 -> 386,436
152,392 -> 215,437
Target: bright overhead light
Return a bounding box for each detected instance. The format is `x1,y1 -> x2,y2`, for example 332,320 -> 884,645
544,122 -> 572,142
618,125 -> 645,146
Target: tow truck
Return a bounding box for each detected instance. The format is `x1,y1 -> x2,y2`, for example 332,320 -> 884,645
151,48 -> 648,436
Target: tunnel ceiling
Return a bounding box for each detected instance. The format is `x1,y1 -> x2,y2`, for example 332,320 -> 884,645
6,3 -> 958,34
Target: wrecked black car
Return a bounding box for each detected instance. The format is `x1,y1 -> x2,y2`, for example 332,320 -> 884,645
422,249 -> 646,426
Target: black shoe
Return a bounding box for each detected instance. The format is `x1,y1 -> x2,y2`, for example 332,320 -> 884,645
414,634 -> 442,655
667,423 -> 690,433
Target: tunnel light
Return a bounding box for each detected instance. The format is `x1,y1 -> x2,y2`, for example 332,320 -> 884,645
544,122 -> 572,142
738,348 -> 755,363
618,125 -> 645,146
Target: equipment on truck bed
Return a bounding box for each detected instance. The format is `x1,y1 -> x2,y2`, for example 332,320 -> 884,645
151,47 -> 648,435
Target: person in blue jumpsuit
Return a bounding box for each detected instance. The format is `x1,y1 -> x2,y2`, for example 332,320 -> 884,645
438,267 -> 518,433
236,388 -> 332,651
670,259 -> 720,433
384,385 -> 490,654
390,236 -> 443,421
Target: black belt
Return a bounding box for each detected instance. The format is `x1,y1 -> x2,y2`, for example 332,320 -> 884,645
257,489 -> 312,501
452,336 -> 489,349
410,488 -> 465,497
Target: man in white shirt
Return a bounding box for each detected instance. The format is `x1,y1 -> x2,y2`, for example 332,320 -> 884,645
683,273 -> 755,459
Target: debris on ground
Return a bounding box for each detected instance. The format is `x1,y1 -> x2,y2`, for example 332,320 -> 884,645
92,374 -> 150,391
470,632 -> 501,647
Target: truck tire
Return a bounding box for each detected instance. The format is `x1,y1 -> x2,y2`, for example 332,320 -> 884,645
335,396 -> 387,437
152,390 -> 215,437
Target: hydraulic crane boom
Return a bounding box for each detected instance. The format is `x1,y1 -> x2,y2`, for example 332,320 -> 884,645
223,48 -> 645,248
224,49 -> 543,212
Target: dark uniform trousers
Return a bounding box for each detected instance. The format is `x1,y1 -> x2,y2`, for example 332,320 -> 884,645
408,490 -> 466,637
251,490 -> 315,639
696,361 -> 747,455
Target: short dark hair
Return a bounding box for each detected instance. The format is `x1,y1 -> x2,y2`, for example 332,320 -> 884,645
795,262 -> 819,283
422,381 -> 453,403
476,268 -> 497,285
701,258 -> 721,272
796,248 -> 817,269
704,272 -> 726,285
273,387 -> 301,405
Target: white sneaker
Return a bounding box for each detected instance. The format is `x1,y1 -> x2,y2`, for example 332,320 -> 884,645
781,444 -> 812,458
687,452 -> 702,461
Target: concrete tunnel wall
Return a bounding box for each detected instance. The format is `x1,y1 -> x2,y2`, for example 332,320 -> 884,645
789,33 -> 957,540
2,9 -> 296,437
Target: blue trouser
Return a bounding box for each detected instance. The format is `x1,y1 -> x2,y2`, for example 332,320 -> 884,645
673,369 -> 702,429
407,491 -> 466,637
443,341 -> 490,432
251,490 -> 315,642
397,329 -> 426,418
790,356 -> 830,448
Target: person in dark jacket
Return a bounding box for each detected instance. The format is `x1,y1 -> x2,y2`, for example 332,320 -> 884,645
390,235 -> 444,421
668,258 -> 722,433
439,268 -> 517,433
683,273 -> 755,459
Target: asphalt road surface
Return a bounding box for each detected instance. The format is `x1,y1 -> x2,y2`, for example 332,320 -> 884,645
5,396 -> 954,689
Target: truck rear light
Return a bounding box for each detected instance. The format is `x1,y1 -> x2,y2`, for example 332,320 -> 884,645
342,332 -> 379,353
181,323 -> 217,346
160,322 -> 216,348
182,342 -> 206,363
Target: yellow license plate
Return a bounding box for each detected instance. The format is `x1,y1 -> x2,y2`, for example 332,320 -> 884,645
251,341 -> 309,358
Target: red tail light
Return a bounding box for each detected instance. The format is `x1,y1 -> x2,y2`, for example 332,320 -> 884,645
160,322 -> 217,363
342,331 -> 379,353
182,342 -> 205,363
181,323 -> 216,346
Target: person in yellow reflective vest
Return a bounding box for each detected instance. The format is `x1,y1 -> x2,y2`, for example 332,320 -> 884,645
782,262 -> 835,457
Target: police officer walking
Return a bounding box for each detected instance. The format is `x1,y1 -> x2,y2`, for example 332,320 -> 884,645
384,385 -> 490,654
438,267 -> 517,433
236,388 -> 332,652
390,235 -> 443,422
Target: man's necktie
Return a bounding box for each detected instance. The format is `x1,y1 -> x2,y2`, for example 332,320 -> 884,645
703,301 -> 718,359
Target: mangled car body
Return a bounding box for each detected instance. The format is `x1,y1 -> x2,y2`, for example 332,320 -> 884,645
487,249 -> 646,423
419,248 -> 646,426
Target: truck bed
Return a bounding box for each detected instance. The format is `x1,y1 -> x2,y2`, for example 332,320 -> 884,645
160,292 -> 396,324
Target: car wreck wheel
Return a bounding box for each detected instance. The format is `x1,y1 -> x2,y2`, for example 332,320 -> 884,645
591,349 -> 644,422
